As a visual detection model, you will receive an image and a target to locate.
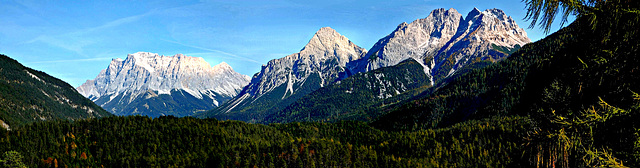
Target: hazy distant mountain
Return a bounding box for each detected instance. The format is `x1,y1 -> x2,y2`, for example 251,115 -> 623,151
77,52 -> 250,117
350,8 -> 530,84
0,54 -> 111,129
204,27 -> 367,122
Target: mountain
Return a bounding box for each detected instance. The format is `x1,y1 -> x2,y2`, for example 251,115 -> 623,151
349,8 -> 530,84
4,2 -> 640,167
203,27 -> 367,122
363,5 -> 640,166
372,9 -> 640,131
262,8 -> 529,124
208,8 -> 529,123
0,54 -> 111,129
265,58 -> 431,123
77,52 -> 250,117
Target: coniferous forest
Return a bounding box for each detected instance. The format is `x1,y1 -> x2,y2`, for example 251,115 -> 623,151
0,116 -> 531,167
1,0 -> 640,167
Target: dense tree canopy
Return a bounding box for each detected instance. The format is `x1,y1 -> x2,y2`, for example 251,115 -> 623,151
0,116 -> 532,167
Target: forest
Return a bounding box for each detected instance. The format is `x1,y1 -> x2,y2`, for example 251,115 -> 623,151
0,115 -> 532,167
267,59 -> 431,124
0,54 -> 110,129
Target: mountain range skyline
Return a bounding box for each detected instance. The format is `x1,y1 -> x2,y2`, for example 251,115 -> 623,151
0,0 -> 574,87
76,52 -> 250,117
1,0 -> 638,166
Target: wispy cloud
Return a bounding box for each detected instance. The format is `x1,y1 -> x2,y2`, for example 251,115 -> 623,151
24,10 -> 156,56
162,39 -> 262,64
27,57 -> 115,64
77,10 -> 156,35
101,14 -> 148,27
184,52 -> 261,64
25,35 -> 93,56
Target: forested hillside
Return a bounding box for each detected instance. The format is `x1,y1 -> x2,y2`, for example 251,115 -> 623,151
267,59 -> 431,123
0,55 -> 111,129
374,0 -> 640,130
372,0 -> 640,166
0,115 -> 531,167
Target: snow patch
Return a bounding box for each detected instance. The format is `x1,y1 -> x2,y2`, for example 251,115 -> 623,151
131,52 -> 156,73
183,88 -> 203,99
226,94 -> 249,113
318,71 -> 324,87
25,70 -> 44,83
157,89 -> 171,95
282,71 -> 294,99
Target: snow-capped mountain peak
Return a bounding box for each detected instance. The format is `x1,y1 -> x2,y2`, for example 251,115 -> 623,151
210,27 -> 367,118
352,8 -> 530,84
77,52 -> 250,117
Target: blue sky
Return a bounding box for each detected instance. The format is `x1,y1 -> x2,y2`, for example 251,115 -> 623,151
0,0 -> 574,87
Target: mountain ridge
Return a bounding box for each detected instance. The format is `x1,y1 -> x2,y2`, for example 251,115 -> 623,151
205,8 -> 530,123
265,58 -> 431,123
258,7 -> 530,124
78,52 -> 250,117
204,27 -> 367,121
349,8 -> 530,84
0,54 -> 111,129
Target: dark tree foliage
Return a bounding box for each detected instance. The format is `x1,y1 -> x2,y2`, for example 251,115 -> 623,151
0,55 -> 111,128
373,0 -> 640,166
0,115 -> 531,167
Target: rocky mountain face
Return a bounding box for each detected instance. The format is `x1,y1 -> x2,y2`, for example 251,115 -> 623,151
207,8 -> 530,123
206,27 -> 367,122
77,52 -> 250,117
350,8 -> 530,84
257,8 -> 530,124
0,54 -> 111,129
266,58 -> 430,123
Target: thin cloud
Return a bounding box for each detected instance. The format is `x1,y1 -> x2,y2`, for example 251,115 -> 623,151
24,10 -> 156,56
28,57 -> 114,64
25,35 -> 91,55
79,10 -> 156,34
185,52 -> 260,63
162,39 -> 262,64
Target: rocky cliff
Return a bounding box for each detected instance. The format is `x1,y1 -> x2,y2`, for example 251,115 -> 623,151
350,8 -> 530,84
206,27 -> 367,121
77,52 -> 250,117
